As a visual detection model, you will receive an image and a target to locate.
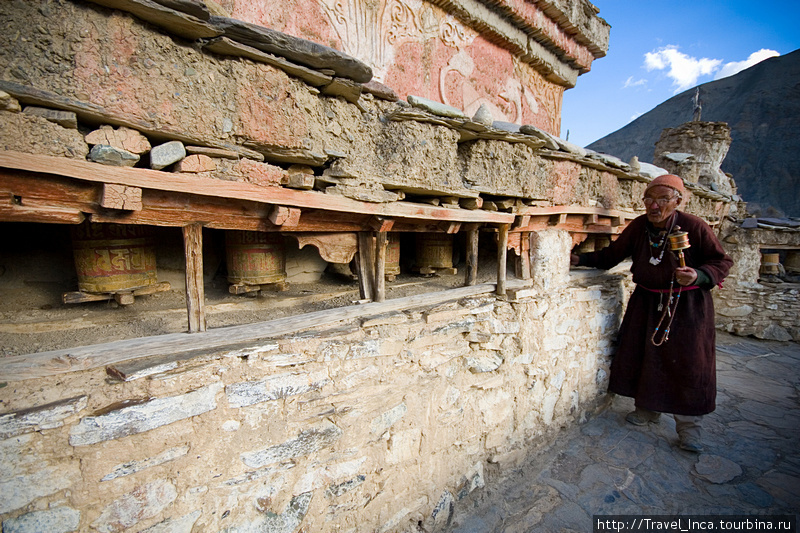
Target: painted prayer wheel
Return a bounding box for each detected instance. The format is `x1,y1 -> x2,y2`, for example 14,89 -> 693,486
71,221 -> 157,293
577,236 -> 595,253
784,251 -> 800,273
416,233 -> 454,269
385,233 -> 401,277
759,252 -> 780,275
225,231 -> 286,285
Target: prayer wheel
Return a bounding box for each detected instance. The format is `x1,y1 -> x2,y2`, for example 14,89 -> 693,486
385,233 -> 401,277
71,221 -> 157,293
784,251 -> 800,273
225,231 -> 286,285
577,235 -> 595,253
759,252 -> 780,275
416,233 -> 454,269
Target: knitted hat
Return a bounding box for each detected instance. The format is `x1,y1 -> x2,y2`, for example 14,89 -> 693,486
645,174 -> 686,196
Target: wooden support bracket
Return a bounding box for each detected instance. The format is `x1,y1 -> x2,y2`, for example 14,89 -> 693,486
465,226 -> 479,286
373,231 -> 387,303
369,216 -> 394,233
439,221 -> 461,234
100,183 -> 143,211
294,232 -> 358,264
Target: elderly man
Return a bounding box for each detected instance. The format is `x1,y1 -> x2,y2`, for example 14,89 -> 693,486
571,174 -> 733,452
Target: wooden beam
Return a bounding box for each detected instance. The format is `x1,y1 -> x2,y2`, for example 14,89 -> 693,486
182,223 -> 206,333
465,226 -> 479,286
373,231 -> 387,303
0,151 -> 515,224
496,223 -> 509,296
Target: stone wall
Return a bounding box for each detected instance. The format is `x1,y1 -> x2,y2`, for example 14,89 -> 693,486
0,231 -> 629,533
715,219 -> 800,342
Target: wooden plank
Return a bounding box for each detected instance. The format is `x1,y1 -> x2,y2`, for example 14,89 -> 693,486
1,281 -> 540,381
496,224 -> 509,296
465,227 -> 479,286
373,232 -> 387,303
182,224 -> 206,333
0,151 -> 515,224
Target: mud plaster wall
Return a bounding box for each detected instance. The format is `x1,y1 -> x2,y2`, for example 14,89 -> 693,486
221,0 -> 567,133
0,232 -> 628,533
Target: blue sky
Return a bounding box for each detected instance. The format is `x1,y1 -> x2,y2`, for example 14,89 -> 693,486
560,1 -> 800,148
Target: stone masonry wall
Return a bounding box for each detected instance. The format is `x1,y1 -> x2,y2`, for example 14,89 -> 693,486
0,231 -> 629,533
714,220 -> 800,342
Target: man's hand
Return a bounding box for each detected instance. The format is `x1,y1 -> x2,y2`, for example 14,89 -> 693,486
675,266 -> 698,286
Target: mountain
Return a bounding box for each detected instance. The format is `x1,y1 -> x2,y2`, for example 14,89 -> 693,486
587,49 -> 800,217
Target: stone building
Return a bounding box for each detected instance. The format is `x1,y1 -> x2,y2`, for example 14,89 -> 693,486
0,1 -> 783,532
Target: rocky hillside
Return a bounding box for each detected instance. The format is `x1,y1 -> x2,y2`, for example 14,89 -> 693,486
588,48 -> 800,217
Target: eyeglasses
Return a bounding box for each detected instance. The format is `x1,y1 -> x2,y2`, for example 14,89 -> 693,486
643,196 -> 678,206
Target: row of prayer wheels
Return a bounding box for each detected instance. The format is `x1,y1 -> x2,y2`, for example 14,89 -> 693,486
69,223 -> 458,295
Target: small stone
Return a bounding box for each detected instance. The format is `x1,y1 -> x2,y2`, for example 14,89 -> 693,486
0,90 -> 21,112
88,144 -> 140,167
22,106 -> 78,129
1,506 -> 81,533
185,145 -> 239,160
363,80 -> 398,101
85,125 -> 151,154
150,141 -> 186,170
694,454 -> 742,483
174,154 -> 216,173
519,124 -> 559,150
407,95 -> 466,119
472,103 -> 493,126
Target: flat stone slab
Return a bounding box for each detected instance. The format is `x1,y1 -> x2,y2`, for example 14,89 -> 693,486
694,454 -> 743,483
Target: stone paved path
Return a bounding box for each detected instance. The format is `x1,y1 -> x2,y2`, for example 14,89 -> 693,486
447,332 -> 800,532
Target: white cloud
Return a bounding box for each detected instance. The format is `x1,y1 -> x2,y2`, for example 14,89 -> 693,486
623,76 -> 647,89
644,46 -> 722,93
714,49 -> 779,80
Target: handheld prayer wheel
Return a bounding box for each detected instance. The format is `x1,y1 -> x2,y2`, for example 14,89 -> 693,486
668,228 -> 690,267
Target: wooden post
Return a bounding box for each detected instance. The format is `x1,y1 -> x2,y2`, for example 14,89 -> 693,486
496,223 -> 509,296
465,226 -> 479,286
516,231 -> 531,279
356,232 -> 375,301
182,223 -> 206,332
373,231 -> 387,302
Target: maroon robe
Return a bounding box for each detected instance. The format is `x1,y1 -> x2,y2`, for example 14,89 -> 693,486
579,211 -> 733,416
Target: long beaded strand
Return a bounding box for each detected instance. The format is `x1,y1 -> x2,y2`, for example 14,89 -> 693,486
651,276 -> 683,346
